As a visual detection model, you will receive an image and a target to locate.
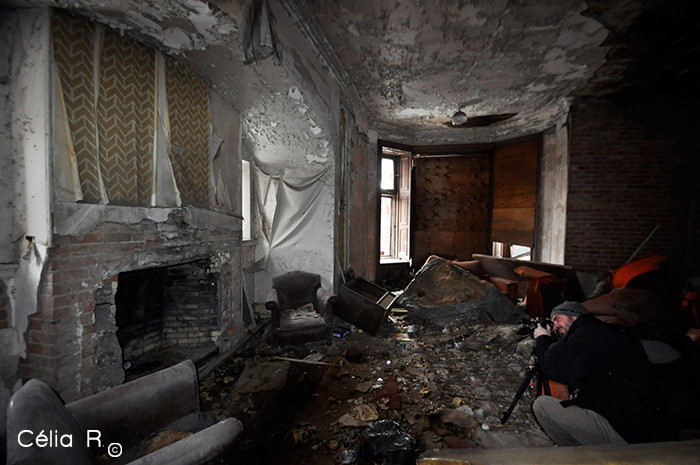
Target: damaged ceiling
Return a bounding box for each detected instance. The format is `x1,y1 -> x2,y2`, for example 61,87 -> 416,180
6,0 -> 700,146
300,0 -> 700,144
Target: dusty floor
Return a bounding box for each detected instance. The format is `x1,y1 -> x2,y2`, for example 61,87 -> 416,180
199,309 -> 553,464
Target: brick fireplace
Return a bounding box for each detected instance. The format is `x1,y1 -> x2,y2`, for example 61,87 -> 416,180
22,204 -> 244,401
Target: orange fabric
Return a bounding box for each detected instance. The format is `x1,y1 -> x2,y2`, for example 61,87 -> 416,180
608,254 -> 666,289
515,265 -> 562,318
538,380 -> 570,401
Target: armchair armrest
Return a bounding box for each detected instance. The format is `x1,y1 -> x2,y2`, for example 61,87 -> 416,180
127,417 -> 243,465
265,288 -> 280,312
316,287 -> 337,319
67,360 -> 200,449
266,288 -> 280,327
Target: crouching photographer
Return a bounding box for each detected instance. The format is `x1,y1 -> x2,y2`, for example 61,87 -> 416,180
532,301 -> 677,446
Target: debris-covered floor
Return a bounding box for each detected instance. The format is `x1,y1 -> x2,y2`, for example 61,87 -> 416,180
199,308 -> 552,464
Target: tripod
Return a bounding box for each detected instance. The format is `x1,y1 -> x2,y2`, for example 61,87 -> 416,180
499,362 -> 551,424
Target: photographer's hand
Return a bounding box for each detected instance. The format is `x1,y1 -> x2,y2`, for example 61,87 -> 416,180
533,323 -> 552,339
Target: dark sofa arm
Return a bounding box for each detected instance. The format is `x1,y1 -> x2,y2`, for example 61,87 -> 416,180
128,418 -> 243,465
66,360 -> 200,450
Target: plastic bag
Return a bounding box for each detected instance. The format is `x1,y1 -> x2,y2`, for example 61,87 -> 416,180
358,419 -> 416,465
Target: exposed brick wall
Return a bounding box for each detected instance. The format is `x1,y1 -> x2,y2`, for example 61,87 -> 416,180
21,208 -> 242,401
566,93 -> 700,275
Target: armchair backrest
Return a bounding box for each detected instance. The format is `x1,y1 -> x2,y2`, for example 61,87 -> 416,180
66,360 -> 200,450
272,271 -> 321,310
6,379 -> 94,465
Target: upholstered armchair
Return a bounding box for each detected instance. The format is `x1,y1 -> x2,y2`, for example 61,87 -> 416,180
265,271 -> 337,345
5,360 -> 242,465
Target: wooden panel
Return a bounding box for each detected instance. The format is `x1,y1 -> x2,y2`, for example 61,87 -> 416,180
491,207 -> 536,246
397,153 -> 411,260
492,140 -> 538,245
413,155 -> 490,268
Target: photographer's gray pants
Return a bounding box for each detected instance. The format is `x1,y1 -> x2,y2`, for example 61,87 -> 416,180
533,395 -> 627,446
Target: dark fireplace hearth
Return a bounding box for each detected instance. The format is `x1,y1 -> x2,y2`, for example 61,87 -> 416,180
94,259 -> 221,386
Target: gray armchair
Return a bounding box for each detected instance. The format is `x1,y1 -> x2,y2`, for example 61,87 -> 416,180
266,271 -> 337,345
5,360 -> 242,465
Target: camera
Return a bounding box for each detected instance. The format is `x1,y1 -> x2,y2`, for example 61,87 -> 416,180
516,317 -> 553,335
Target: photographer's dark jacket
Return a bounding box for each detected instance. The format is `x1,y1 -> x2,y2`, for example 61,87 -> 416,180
536,313 -> 675,443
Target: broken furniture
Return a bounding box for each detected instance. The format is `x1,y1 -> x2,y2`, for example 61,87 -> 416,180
5,360 -> 243,465
336,277 -> 397,335
266,270 -> 337,345
472,253 -> 586,302
452,259 -> 519,303
514,265 -> 565,318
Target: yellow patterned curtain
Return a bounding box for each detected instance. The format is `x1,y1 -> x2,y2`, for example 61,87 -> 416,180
97,28 -> 155,206
165,59 -> 212,207
52,12 -> 101,203
52,11 -> 211,208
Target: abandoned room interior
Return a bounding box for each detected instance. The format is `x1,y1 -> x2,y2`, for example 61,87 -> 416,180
1,0 -> 699,463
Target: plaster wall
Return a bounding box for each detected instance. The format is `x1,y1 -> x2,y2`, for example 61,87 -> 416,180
0,9 -> 53,405
6,8 -> 52,251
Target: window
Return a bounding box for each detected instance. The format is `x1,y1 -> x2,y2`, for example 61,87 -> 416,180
492,241 -> 531,261
379,147 -> 411,263
380,156 -> 397,258
242,160 -> 251,240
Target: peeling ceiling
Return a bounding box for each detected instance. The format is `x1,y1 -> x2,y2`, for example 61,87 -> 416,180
302,0 -> 608,143
296,0 -> 699,144
5,0 -> 699,147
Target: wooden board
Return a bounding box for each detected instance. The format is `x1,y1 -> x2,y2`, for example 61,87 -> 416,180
492,140 -> 538,246
418,439 -> 700,465
412,155 -> 491,268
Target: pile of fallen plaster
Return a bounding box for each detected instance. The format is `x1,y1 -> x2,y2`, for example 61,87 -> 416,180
395,255 -> 526,325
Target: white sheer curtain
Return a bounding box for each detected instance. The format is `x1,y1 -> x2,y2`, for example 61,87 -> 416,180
251,163 -> 334,299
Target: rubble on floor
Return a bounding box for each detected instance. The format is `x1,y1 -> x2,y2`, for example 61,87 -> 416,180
199,306 -> 552,464
395,256 -> 524,325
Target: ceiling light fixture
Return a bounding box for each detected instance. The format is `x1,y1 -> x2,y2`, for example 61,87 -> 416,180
451,110 -> 467,126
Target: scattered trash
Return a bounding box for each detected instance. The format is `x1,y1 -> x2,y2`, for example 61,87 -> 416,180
333,326 -> 351,338
304,353 -> 325,363
420,386 -> 431,397
339,448 -> 357,464
355,380 -> 373,393
358,419 -> 416,465
337,404 -> 379,427
392,333 -> 414,342
123,361 -> 132,370
345,346 -> 363,362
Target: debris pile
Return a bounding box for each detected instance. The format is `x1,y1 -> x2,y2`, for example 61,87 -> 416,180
199,306 -> 551,464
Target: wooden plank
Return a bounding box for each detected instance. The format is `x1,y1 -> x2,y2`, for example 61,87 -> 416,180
491,207 -> 536,246
418,439 -> 700,465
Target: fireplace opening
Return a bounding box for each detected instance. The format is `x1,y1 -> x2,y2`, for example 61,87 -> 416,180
109,259 -> 221,381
